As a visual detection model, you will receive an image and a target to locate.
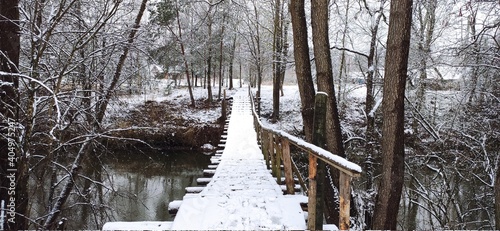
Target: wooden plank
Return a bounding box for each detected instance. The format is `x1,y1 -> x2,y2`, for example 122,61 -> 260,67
307,153 -> 318,230
291,159 -> 307,192
203,169 -> 216,176
339,172 -> 351,230
196,178 -> 212,185
168,200 -> 183,215
185,187 -> 205,193
207,165 -> 218,169
281,139 -> 295,195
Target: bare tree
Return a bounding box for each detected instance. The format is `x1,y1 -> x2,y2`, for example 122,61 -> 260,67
0,0 -> 20,229
271,0 -> 287,122
41,0 -> 149,228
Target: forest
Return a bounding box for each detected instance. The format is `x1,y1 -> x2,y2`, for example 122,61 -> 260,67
0,0 -> 499,230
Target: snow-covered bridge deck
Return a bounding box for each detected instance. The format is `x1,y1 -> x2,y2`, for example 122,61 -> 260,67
170,90 -> 306,229
103,89 -> 362,230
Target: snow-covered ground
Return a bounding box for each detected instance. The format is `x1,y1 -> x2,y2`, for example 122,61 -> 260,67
105,79 -> 240,127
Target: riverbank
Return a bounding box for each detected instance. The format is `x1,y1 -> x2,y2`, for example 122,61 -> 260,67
105,83 -> 234,152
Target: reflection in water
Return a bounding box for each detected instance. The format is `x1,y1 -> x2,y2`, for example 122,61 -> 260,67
30,150 -> 210,230
399,160 -> 494,230
105,151 -> 210,224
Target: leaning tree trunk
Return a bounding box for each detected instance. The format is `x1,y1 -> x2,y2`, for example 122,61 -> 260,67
372,0 -> 413,229
173,2 -> 195,107
289,0 -> 315,142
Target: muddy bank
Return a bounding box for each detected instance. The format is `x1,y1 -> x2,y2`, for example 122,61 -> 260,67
107,99 -> 225,151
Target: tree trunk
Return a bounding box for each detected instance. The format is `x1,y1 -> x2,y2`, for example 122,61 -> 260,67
229,36 -> 237,90
364,1 -> 385,228
495,162 -> 500,230
337,0 -> 350,103
280,17 -> 290,97
413,0 -> 436,132
218,13 -> 227,100
239,61 -> 242,87
372,0 -> 413,229
311,0 -> 346,224
251,1 -> 263,105
289,0 -> 315,142
206,16 -> 213,103
95,0 -> 148,125
272,0 -> 283,122
174,2 -> 195,107
0,0 -> 21,229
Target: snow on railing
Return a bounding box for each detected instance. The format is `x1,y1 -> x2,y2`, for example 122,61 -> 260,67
248,86 -> 361,230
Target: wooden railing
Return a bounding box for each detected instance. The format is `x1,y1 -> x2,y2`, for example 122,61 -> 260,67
248,87 -> 362,230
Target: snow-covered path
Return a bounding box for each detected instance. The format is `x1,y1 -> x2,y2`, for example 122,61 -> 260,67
170,90 -> 306,230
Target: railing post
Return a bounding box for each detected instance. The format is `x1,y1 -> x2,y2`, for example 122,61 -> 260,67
275,136 -> 282,185
256,90 -> 261,117
281,139 -> 295,195
262,130 -> 270,170
339,172 -> 351,230
308,92 -> 328,230
308,152 -> 318,228
269,133 -> 276,176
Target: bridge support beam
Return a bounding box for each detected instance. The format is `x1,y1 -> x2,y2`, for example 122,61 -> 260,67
339,172 -> 351,230
308,92 -> 327,230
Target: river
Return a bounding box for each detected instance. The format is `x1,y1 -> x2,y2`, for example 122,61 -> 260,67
30,149 -> 211,230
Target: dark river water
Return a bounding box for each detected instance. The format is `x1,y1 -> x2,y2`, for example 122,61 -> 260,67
30,149 -> 211,230
103,150 -> 211,222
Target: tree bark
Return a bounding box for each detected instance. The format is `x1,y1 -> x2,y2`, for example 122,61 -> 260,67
229,36 -> 237,90
289,0 -> 315,142
206,15 -> 213,103
311,0 -> 346,224
272,0 -> 284,122
496,163 -> 500,230
174,2 -> 196,107
372,0 -> 413,229
218,13 -> 227,100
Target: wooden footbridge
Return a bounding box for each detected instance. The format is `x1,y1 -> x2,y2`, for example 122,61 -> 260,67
103,88 -> 362,230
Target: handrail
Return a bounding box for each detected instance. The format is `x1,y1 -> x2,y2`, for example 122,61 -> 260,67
247,85 -> 361,230
248,86 -> 362,177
